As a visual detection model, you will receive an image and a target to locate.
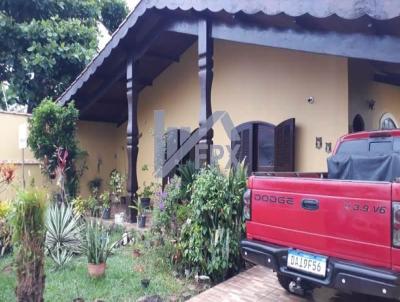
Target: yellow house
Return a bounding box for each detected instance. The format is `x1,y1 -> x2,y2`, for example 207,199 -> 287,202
53,1 -> 400,221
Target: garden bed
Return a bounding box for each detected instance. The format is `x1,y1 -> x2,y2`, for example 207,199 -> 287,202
0,232 -> 199,302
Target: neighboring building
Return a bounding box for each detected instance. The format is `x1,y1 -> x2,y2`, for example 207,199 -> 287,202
55,1 -> 400,209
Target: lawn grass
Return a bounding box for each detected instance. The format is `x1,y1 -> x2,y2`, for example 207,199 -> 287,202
0,236 -> 192,302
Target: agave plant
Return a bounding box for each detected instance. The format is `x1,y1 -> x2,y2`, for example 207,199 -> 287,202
85,220 -> 115,264
45,203 -> 83,268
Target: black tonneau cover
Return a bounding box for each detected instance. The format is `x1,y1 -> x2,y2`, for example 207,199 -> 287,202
327,153 -> 400,182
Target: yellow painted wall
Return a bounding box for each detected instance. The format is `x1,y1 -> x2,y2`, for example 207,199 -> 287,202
134,40 -> 349,186
76,121 -> 127,197
0,112 -> 127,200
349,60 -> 400,131
0,112 -> 51,201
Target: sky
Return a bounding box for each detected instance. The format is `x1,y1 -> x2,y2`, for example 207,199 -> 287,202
98,0 -> 141,49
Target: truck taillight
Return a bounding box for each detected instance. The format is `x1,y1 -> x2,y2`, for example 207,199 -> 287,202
393,202 -> 400,247
243,189 -> 251,220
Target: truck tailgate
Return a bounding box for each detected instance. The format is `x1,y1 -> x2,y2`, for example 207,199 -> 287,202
246,177 -> 392,269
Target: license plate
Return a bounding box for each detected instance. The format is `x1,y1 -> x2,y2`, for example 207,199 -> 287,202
287,249 -> 327,277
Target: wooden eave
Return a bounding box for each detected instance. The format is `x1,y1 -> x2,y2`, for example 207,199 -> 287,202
56,0 -> 400,123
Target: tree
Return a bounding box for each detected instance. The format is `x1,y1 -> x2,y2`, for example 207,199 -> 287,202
0,0 -> 128,111
28,99 -> 86,198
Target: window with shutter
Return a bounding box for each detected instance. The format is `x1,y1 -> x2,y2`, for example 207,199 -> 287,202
255,123 -> 275,171
162,128 -> 196,186
232,119 -> 295,174
274,118 -> 295,172
232,123 -> 254,175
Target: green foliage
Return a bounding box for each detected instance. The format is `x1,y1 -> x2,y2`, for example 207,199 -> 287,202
139,182 -> 155,199
88,177 -> 102,196
101,0 -> 129,34
84,220 -> 115,264
179,164 -> 247,282
45,203 -> 84,268
11,189 -> 48,243
0,201 -> 11,219
99,190 -> 111,209
10,188 -> 48,301
178,161 -> 199,200
71,196 -> 98,217
109,169 -> 125,198
0,202 -> 12,257
153,177 -> 185,237
28,99 -> 84,198
0,0 -> 128,109
0,241 -> 192,301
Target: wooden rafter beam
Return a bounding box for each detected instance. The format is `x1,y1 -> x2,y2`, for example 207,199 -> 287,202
80,66 -> 126,114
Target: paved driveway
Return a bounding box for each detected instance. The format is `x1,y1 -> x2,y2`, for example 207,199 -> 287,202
189,266 -> 396,302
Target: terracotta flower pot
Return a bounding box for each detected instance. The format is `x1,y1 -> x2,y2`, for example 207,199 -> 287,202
87,262 -> 106,278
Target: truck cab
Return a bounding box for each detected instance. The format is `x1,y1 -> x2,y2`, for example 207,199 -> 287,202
241,130 -> 400,300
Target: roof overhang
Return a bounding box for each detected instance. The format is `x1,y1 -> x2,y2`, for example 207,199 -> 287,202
57,0 -> 400,123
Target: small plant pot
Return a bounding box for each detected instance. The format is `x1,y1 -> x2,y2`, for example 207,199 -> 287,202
141,278 -> 150,289
133,248 -> 142,258
87,263 -> 106,278
138,215 -> 146,228
102,207 -> 111,219
140,197 -> 151,209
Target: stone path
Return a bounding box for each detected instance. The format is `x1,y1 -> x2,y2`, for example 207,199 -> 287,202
188,266 -> 397,302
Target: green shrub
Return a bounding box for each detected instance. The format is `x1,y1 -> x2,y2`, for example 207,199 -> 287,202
45,203 -> 84,268
28,99 -> 86,198
177,161 -> 199,200
71,195 -> 98,217
152,176 -> 185,237
11,189 -> 48,301
179,164 -> 247,282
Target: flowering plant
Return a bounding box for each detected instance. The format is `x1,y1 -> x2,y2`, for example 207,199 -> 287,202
0,164 -> 15,194
109,170 -> 125,200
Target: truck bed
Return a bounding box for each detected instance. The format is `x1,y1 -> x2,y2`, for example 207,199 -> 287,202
246,175 -> 392,269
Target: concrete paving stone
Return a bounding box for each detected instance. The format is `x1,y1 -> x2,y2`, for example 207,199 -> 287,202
188,266 -> 398,302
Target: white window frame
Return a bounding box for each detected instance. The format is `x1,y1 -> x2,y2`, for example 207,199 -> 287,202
380,113 -> 399,130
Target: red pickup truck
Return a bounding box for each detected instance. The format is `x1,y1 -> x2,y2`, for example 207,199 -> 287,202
241,130 -> 400,300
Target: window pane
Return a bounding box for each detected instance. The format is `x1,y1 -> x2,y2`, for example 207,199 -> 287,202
382,118 -> 397,130
258,124 -> 274,168
369,141 -> 392,153
337,139 -> 368,154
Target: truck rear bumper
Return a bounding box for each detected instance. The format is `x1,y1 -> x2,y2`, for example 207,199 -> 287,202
241,239 -> 400,300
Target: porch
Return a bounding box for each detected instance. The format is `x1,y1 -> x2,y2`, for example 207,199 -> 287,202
57,1 -> 400,221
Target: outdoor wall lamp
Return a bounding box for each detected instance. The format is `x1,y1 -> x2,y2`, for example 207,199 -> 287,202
367,99 -> 376,111
316,137 -> 322,149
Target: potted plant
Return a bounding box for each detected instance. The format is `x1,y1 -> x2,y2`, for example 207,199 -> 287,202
84,220 -> 115,278
99,191 -> 111,220
129,201 -> 146,228
138,182 -> 154,209
109,170 -> 125,203
88,177 -> 102,197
